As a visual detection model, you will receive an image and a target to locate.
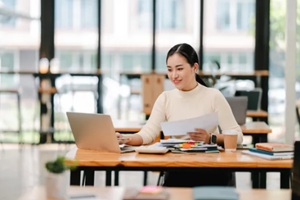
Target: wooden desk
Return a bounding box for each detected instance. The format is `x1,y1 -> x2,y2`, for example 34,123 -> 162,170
241,121 -> 271,144
66,148 -> 292,189
19,186 -> 291,200
114,120 -> 272,187
247,110 -> 268,123
247,110 -> 268,118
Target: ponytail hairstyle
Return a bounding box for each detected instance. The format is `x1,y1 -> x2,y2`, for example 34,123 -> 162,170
166,43 -> 207,87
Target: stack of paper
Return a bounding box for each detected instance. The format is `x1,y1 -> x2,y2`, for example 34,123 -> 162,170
160,113 -> 218,136
160,139 -> 219,153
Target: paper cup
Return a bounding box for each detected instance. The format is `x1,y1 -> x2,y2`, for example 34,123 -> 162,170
223,130 -> 238,152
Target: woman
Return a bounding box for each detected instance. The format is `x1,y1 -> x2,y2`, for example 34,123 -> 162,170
118,43 -> 243,187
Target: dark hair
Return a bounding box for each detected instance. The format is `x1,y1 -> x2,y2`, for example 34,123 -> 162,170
166,43 -> 207,86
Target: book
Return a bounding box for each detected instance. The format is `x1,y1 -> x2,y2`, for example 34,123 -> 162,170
193,186 -> 239,200
242,150 -> 294,160
179,144 -> 219,153
255,142 -> 294,152
249,147 -> 294,156
123,186 -> 169,200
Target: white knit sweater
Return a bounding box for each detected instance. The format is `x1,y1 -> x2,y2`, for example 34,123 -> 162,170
137,83 -> 243,144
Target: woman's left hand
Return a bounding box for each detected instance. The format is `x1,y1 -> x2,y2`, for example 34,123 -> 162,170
188,128 -> 210,144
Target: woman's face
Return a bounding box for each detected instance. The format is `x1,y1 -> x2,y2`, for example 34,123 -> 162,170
166,53 -> 198,91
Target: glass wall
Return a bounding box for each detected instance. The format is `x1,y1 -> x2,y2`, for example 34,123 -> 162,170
203,0 -> 255,74
55,0 -> 98,73
102,0 -> 153,119
54,0 -> 98,117
1,0 -> 292,144
269,0 -> 300,141
156,0 -> 200,73
0,0 -> 40,142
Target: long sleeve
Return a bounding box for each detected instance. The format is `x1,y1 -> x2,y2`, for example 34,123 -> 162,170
137,84 -> 243,145
136,93 -> 167,144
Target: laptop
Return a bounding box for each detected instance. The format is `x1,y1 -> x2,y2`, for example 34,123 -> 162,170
66,112 -> 135,153
225,96 -> 248,125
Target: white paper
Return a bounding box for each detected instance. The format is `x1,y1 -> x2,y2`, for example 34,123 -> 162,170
160,113 -> 218,136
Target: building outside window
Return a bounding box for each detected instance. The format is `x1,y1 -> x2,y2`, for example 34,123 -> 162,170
217,0 -> 255,32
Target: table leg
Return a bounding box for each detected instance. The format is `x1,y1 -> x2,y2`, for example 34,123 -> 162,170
259,134 -> 268,143
83,170 -> 94,186
252,134 -> 268,146
252,136 -> 260,146
259,172 -> 266,188
251,171 -> 260,188
70,169 -> 81,185
106,170 -> 112,186
280,170 -> 291,188
143,171 -> 148,186
114,170 -> 119,186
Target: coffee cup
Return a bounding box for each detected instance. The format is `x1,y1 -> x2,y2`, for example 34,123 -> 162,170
223,130 -> 238,152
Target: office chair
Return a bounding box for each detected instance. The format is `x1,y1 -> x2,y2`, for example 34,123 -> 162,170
225,96 -> 248,125
235,88 -> 262,111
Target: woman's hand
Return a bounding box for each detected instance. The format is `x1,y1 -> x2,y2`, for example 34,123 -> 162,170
116,132 -> 131,144
188,128 -> 210,144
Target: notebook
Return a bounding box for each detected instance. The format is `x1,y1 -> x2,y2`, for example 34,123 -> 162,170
242,150 -> 293,160
225,96 -> 248,125
66,112 -> 135,153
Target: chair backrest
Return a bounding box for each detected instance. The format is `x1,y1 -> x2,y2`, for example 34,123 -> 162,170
234,88 -> 262,111
142,74 -> 165,116
292,141 -> 300,199
225,96 -> 248,125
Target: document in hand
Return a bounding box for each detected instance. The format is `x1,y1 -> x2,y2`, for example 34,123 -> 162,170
160,113 -> 218,136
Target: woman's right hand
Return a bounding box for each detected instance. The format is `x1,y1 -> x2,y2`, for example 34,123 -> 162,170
116,132 -> 131,144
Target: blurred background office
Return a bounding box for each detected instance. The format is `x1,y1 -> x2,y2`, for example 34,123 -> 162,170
0,0 -> 298,144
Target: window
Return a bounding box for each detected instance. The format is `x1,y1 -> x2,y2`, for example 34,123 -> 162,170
121,53 -> 151,72
237,1 -> 255,31
217,0 -> 255,32
55,0 -> 73,28
157,0 -> 185,30
137,0 -> 152,30
156,52 -> 168,73
80,0 -> 97,28
0,0 -> 17,27
0,52 -> 17,87
203,52 -> 253,73
55,0 -> 97,29
216,0 -> 230,30
56,50 -> 97,71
